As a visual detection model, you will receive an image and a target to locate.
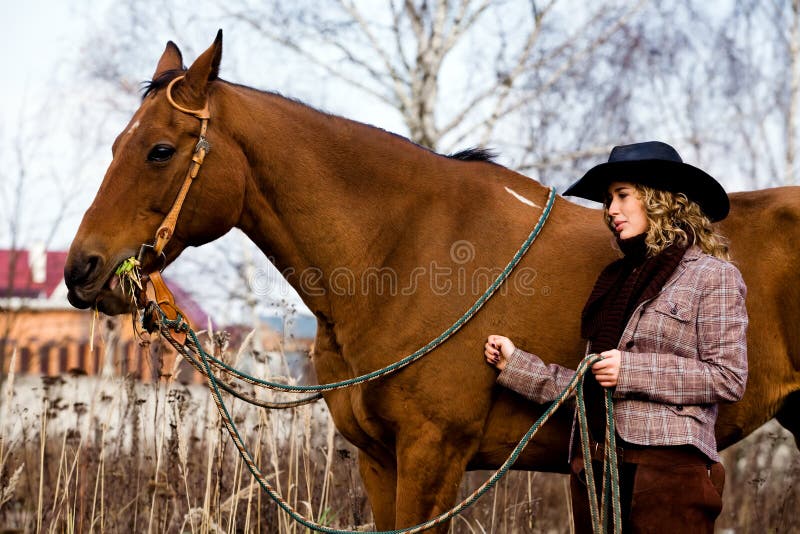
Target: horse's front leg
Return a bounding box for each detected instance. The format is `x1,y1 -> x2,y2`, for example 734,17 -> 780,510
394,424 -> 480,532
359,450 -> 397,529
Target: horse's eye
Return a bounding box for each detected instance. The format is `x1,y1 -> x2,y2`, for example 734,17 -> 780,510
147,144 -> 175,162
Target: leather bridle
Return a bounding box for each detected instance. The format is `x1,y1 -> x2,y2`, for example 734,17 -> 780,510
153,74 -> 211,256
135,74 -> 212,340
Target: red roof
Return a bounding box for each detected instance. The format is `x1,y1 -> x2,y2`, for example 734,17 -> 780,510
0,248 -> 210,326
0,249 -> 67,298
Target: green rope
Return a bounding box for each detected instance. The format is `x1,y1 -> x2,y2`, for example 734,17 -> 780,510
150,184 -> 621,531
577,375 -> 622,533
158,186 -> 556,394
155,187 -> 555,405
162,328 -> 322,408
159,319 -> 619,534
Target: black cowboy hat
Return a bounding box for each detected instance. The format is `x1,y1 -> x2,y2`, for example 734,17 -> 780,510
563,141 -> 730,222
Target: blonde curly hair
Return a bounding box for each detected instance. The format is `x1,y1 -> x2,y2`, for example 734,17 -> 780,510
604,184 -> 729,260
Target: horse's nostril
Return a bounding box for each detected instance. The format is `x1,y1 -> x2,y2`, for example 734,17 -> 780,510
85,255 -> 99,278
65,252 -> 105,289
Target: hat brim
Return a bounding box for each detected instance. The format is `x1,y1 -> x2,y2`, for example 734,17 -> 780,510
563,159 -> 730,222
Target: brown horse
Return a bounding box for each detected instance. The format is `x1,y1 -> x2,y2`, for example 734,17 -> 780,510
65,32 -> 800,531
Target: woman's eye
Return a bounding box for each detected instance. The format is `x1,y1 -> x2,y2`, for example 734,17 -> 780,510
147,144 -> 175,162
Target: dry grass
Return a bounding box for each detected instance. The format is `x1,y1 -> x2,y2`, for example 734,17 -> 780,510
0,333 -> 368,534
1,335 -> 798,533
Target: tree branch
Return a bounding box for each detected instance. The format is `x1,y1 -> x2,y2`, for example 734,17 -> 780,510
224,8 -> 397,107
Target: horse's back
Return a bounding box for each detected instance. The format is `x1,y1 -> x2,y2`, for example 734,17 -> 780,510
474,186 -> 800,461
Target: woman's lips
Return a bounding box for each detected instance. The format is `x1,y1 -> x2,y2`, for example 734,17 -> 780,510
614,221 -> 626,232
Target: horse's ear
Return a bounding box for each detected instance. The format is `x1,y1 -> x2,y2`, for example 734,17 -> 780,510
182,29 -> 223,101
153,41 -> 184,79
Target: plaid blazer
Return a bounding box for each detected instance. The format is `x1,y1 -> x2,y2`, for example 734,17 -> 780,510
496,246 -> 748,462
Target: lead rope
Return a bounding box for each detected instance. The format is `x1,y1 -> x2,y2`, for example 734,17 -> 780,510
577,374 -> 622,533
143,73 -> 621,528
150,186 -> 556,397
140,186 -> 555,409
155,316 -> 620,534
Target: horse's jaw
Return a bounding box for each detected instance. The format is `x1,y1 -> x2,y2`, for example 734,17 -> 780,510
66,273 -> 137,316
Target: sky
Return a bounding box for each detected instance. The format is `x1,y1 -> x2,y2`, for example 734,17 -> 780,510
1,2 -> 85,124
0,1 -> 307,322
1,1 -> 108,249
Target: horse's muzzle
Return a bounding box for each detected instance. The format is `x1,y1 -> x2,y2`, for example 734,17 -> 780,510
64,249 -> 135,315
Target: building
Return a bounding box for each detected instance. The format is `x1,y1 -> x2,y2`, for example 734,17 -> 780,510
1,247 -> 316,385
0,247 -> 211,383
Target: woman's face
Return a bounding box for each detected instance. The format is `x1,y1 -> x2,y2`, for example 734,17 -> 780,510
606,182 -> 649,239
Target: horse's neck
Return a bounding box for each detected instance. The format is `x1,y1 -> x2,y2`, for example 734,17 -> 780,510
217,84 -> 547,320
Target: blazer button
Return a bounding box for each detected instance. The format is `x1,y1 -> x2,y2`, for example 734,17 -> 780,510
670,305 -> 678,315
676,405 -> 683,411
625,340 -> 634,349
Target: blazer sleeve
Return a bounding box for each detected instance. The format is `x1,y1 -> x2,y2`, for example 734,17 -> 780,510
614,262 -> 748,404
496,347 -> 577,403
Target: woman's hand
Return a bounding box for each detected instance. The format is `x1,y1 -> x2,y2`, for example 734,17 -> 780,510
485,335 -> 516,371
592,349 -> 621,388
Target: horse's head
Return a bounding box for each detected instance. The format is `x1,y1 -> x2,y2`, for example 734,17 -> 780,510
65,31 -> 246,314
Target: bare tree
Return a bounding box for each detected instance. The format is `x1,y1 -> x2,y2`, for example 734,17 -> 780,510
711,0 -> 800,187
0,121 -> 27,381
220,0 -> 658,156
0,86 -> 109,381
514,0 -> 800,190
75,0 -> 800,324
82,1 -> 666,158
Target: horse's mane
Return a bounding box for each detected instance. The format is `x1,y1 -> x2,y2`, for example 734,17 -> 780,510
141,71 -> 500,165
142,70 -> 185,100
447,147 -> 498,163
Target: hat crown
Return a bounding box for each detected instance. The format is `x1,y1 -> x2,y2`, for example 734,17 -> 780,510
608,141 -> 683,164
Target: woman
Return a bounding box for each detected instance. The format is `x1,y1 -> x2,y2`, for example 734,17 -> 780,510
485,141 -> 748,533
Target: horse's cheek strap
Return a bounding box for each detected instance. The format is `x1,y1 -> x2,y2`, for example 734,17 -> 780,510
152,118 -> 209,256
153,165 -> 196,255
